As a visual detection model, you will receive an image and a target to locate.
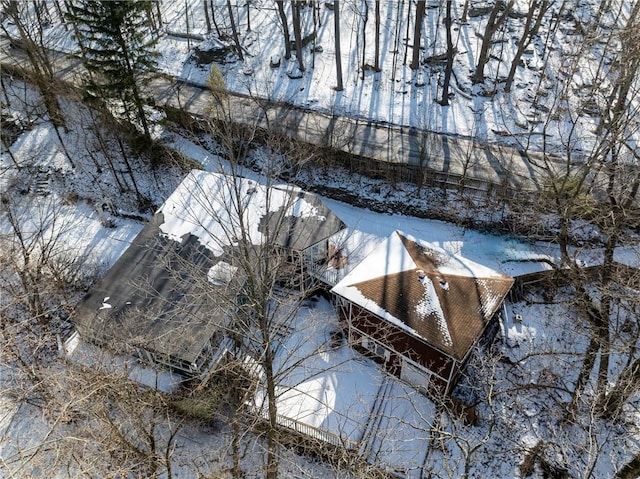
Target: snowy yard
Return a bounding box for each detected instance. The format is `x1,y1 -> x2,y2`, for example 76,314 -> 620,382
2,0 -> 640,477
2,71 -> 639,477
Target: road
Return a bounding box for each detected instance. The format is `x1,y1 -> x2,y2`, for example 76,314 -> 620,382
155,77 -> 559,192
1,35 -> 559,192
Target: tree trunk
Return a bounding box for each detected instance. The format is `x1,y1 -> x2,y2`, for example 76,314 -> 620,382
334,0 -> 344,91
403,0 -> 412,66
145,1 -> 158,33
52,0 -> 65,23
461,0 -> 470,23
117,30 -> 151,138
311,0 -> 318,68
410,0 -> 426,70
155,0 -> 163,27
227,0 -> 244,61
360,0 -> 368,79
440,0 -> 454,105
184,0 -> 191,48
374,0 -> 381,71
569,332 -> 600,416
246,0 -> 251,32
116,136 -> 147,210
203,0 -> 211,33
472,0 -> 514,84
209,0 -> 222,37
595,226 -> 617,396
3,2 -> 65,128
599,356 -> 640,418
264,343 -> 279,479
504,0 -> 550,92
276,1 -> 292,60
291,1 -> 305,71
392,0 -> 403,80
88,109 -> 126,192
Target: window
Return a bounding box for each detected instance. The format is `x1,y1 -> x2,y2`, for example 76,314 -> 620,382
401,359 -> 432,391
361,336 -> 391,363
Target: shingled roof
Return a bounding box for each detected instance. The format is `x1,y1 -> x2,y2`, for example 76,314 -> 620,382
74,170 -> 346,369
73,214 -> 232,367
331,231 -> 514,360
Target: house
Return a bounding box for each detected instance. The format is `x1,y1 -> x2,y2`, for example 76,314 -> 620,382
73,170 -> 346,376
73,170 -> 513,395
331,231 -> 514,394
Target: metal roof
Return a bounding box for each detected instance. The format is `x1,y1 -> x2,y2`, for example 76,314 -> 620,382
74,171 -> 346,366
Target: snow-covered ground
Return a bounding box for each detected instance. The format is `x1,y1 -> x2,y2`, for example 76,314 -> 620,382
148,0 -> 630,156
4,0 -> 635,157
2,1 -> 640,477
3,82 -> 637,477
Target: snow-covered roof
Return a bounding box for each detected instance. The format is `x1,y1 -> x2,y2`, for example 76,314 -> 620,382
74,216 -> 229,366
74,170 -> 345,366
159,170 -> 345,255
331,231 -> 514,359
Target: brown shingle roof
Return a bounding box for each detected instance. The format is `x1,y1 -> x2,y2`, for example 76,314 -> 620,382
344,232 -> 514,360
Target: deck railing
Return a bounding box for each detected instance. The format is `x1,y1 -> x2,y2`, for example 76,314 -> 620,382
306,262 -> 339,286
256,407 -> 359,450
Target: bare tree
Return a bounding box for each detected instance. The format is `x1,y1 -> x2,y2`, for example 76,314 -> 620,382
121,79 -> 350,477
167,161 -> 326,479
226,0 -> 244,61
276,0 -> 292,60
502,0 -> 640,421
471,0 -> 514,84
291,0 -> 305,71
0,191 -> 88,321
410,0 -> 426,70
334,0 -> 344,91
504,0 -> 551,92
374,0 -> 381,72
595,277 -> 640,416
439,0 -> 455,105
203,0 -> 212,33
1,0 -> 75,167
568,4 -> 640,416
359,0 -> 369,79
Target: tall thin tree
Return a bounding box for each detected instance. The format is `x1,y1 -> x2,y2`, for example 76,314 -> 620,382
504,0 -> 551,92
276,0 -> 292,60
471,0 -> 514,84
440,0 -> 455,105
410,0 -> 426,70
227,0 -> 244,61
291,0 -> 305,71
374,0 -> 381,71
334,0 -> 344,91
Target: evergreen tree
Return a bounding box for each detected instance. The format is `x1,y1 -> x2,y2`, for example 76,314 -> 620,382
66,0 -> 158,138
